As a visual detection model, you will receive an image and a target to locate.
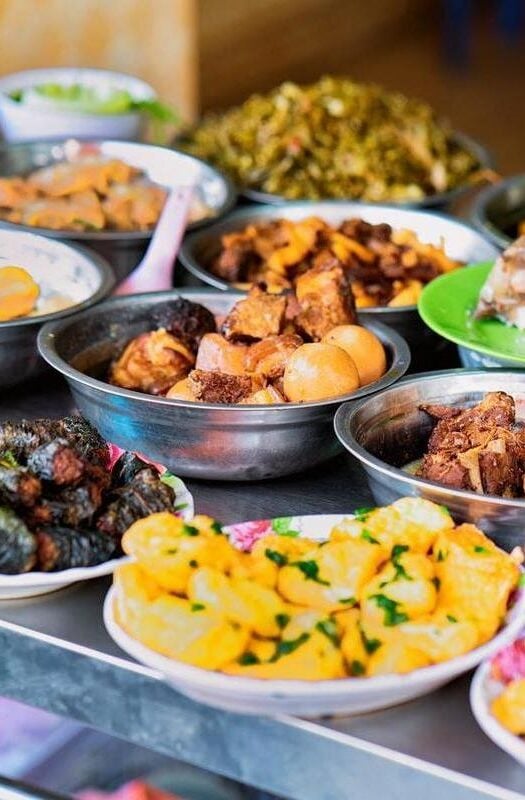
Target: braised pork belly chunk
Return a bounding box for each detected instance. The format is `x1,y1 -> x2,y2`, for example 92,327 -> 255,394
109,287 -> 387,405
418,392 -> 525,497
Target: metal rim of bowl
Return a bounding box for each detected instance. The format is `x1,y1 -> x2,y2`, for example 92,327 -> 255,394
0,137 -> 238,239
0,238 -> 115,330
333,367 -> 525,510
239,132 -> 494,207
470,174 -> 525,250
37,287 -> 411,412
179,199 -> 499,314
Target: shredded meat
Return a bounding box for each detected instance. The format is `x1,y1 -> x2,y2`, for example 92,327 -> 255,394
418,392 -> 525,497
187,370 -> 255,404
222,286 -> 287,341
294,257 -> 357,340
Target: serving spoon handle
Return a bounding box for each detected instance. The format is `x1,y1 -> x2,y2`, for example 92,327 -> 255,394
115,184 -> 194,296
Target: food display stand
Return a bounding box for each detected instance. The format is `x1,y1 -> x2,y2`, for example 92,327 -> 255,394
0,377 -> 523,800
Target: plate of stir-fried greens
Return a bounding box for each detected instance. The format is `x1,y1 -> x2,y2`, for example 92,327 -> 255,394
0,415 -> 193,597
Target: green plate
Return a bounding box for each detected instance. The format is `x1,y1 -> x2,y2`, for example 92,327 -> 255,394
418,261 -> 525,365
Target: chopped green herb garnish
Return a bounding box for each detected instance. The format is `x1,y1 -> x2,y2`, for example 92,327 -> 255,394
390,544 -> 412,582
211,521 -> 224,535
173,502 -> 189,512
291,559 -> 330,585
361,529 -> 380,544
270,632 -> 310,662
436,549 -> 448,562
359,626 -> 382,655
265,548 -> 288,567
191,603 -> 205,612
275,613 -> 291,630
189,559 -> 199,568
438,504 -> 451,516
350,659 -> 366,676
353,506 -> 375,521
0,451 -> 18,468
474,545 -> 489,554
519,573 -> 525,588
165,548 -> 178,555
340,596 -> 357,606
315,619 -> 339,647
182,524 -> 199,537
237,651 -> 260,666
446,614 -> 458,623
271,517 -> 300,537
370,594 -> 409,626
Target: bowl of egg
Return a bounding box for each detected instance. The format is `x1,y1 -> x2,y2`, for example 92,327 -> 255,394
0,229 -> 114,388
38,289 -> 410,480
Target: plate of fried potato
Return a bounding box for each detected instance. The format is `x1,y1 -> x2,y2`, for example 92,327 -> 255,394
104,498 -> 525,717
470,635 -> 525,766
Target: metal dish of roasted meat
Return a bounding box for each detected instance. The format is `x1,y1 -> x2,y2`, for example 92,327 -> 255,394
335,370 -> 525,551
0,415 -> 193,598
37,290 -> 409,480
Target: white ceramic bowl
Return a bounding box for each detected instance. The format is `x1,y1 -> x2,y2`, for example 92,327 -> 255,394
0,68 -> 156,142
471,655 -> 525,766
104,513 -> 525,717
0,476 -> 193,599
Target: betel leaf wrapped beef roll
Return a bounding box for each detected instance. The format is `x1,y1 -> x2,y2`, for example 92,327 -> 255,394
36,526 -> 117,571
0,507 -> 37,573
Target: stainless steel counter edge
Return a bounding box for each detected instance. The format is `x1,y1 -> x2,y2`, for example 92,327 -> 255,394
0,617 -> 521,800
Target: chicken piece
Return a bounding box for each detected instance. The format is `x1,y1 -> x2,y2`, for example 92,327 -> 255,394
18,191 -> 106,231
366,639 -> 430,676
28,157 -> 139,197
396,612 -> 479,663
475,236 -> 525,329
223,610 -> 345,680
122,512 -> 237,595
110,329 -> 194,395
229,549 -> 279,589
0,177 -> 38,208
222,286 -> 287,341
195,333 -> 249,375
115,562 -> 249,669
187,369 -> 255,404
294,258 -> 357,340
491,680 -> 525,735
188,566 -> 287,637
151,298 -> 217,355
277,538 -> 384,613
337,608 -> 370,675
245,334 -> 303,380
433,523 -> 520,643
360,551 -> 438,634
101,182 -> 167,231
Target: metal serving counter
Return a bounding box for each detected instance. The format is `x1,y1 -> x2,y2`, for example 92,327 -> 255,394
0,377 -> 524,800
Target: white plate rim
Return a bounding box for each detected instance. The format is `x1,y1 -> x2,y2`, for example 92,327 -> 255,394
470,654 -> 525,765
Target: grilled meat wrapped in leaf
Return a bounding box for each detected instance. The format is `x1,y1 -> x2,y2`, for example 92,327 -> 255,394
0,416 -> 108,467
110,453 -> 154,488
0,507 -> 37,573
97,467 -> 177,541
0,462 -> 41,508
29,479 -> 106,528
27,439 -> 85,485
36,526 -> 117,571
151,298 -> 217,355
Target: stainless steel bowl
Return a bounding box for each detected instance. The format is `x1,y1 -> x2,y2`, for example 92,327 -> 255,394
180,202 -> 498,367
471,174 -> 525,250
240,133 -> 493,208
0,229 -> 114,388
37,289 -> 410,481
334,369 -> 525,550
0,138 -> 236,282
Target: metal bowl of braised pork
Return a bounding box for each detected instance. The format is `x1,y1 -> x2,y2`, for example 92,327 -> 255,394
179,202 -> 498,368
471,175 -> 525,250
0,229 -> 114,389
334,369 -> 525,550
37,289 -> 410,481
0,138 -> 236,283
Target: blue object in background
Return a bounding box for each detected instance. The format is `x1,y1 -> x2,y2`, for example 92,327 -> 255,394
443,0 -> 524,66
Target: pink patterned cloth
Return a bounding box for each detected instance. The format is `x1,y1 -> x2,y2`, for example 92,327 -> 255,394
227,519 -> 272,552
491,637 -> 525,684
78,780 -> 182,800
